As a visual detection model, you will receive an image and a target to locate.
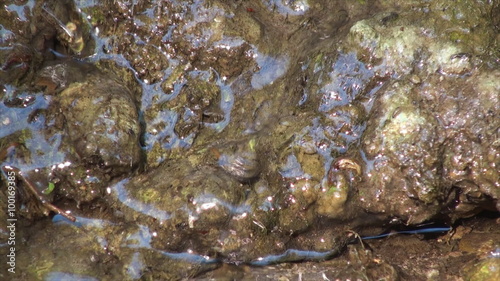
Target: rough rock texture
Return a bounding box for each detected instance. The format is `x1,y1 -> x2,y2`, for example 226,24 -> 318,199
0,0 -> 498,280
339,5 -> 499,224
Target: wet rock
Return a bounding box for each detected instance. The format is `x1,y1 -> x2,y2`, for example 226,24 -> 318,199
38,0 -> 94,56
344,0 -> 496,77
9,216 -> 219,281
316,163 -> 352,218
0,0 -> 94,86
55,65 -> 141,172
2,0 -> 499,279
0,59 -> 142,215
340,2 -> 500,224
108,158 -> 246,256
465,257 -> 500,281
12,217 -> 122,281
358,80 -> 445,223
168,75 -> 224,140
216,138 -> 261,182
355,73 -> 499,225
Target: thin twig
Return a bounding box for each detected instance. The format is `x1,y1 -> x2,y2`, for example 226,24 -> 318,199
2,166 -> 76,222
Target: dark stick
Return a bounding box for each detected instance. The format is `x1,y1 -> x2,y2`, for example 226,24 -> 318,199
2,165 -> 76,222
